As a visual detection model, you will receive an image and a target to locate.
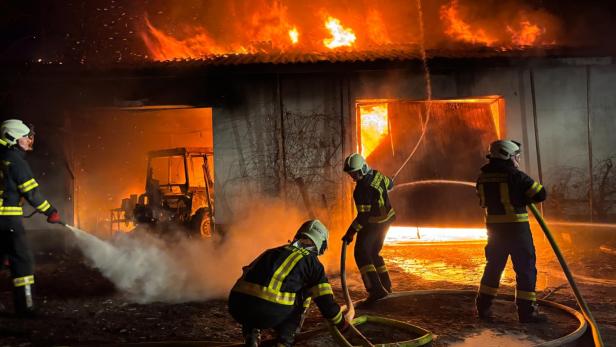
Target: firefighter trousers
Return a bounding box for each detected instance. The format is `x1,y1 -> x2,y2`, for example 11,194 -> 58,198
354,221 -> 392,293
228,292 -> 304,346
0,216 -> 35,314
477,222 -> 537,312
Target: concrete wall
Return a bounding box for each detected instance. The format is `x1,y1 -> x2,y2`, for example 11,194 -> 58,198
4,57 -> 616,234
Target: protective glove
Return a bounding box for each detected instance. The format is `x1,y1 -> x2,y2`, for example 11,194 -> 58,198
336,317 -> 351,333
341,227 -> 356,244
341,231 -> 355,244
47,210 -> 62,224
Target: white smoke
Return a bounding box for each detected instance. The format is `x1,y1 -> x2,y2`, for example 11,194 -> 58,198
65,198 -> 305,303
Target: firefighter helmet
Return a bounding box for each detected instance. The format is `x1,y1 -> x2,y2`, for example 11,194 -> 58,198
488,140 -> 521,160
343,153 -> 370,175
0,119 -> 32,146
294,219 -> 329,255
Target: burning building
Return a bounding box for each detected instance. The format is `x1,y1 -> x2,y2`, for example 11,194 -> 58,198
1,0 -> 615,244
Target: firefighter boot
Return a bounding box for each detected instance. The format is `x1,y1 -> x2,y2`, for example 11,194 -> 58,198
362,271 -> 389,302
242,327 -> 261,347
476,294 -> 495,322
518,301 -> 548,323
378,270 -> 393,293
13,283 -> 36,319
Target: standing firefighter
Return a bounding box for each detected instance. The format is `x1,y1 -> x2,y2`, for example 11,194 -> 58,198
475,140 -> 547,323
0,119 -> 62,317
228,220 -> 349,347
342,153 -> 395,302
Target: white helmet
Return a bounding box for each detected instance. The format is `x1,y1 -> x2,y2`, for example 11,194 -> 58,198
343,153 -> 371,176
1,119 -> 32,146
294,219 -> 329,255
488,140 -> 521,160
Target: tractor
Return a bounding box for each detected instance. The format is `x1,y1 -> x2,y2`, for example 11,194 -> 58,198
111,147 -> 215,238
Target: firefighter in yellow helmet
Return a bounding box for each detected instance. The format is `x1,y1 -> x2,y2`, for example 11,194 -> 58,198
0,119 -> 62,317
228,220 -> 350,347
342,153 -> 395,302
476,140 -> 547,323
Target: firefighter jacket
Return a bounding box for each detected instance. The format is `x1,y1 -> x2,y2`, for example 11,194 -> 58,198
476,160 -> 546,224
350,170 -> 395,233
231,244 -> 343,325
0,139 -> 55,217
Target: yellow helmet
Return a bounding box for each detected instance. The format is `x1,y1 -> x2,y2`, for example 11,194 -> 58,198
1,119 -> 32,146
488,140 -> 521,160
294,220 -> 329,255
343,153 -> 370,175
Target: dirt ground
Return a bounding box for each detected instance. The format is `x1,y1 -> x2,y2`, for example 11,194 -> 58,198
0,229 -> 614,347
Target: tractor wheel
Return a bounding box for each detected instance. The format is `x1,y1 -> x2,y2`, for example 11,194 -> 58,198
191,208 -> 213,238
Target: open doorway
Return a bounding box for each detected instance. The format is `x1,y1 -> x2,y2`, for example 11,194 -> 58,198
355,96 -> 505,242
64,106 -> 214,237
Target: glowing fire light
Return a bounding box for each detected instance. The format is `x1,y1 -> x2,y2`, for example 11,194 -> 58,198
508,20 -> 544,46
440,0 -> 496,46
386,226 -> 487,243
288,27 -> 299,45
359,103 -> 389,158
323,17 -> 356,49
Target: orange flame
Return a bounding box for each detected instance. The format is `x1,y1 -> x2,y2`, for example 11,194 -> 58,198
289,27 -> 299,45
323,17 -> 356,49
359,103 -> 388,158
440,0 -> 497,46
507,20 -> 545,46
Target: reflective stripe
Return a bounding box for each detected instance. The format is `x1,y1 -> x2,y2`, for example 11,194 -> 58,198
232,280 -> 296,305
351,221 -> 363,231
376,265 -> 388,273
36,200 -> 51,212
0,138 -> 7,146
486,213 -> 529,223
368,208 -> 395,224
359,264 -> 377,274
357,204 -> 371,212
269,248 -> 307,292
478,184 -> 486,207
13,275 -> 35,287
525,182 -> 543,198
516,289 -> 537,301
303,297 -> 312,308
17,178 -> 38,193
308,283 -> 333,298
329,309 -> 343,324
478,283 -> 498,296
0,206 -> 23,216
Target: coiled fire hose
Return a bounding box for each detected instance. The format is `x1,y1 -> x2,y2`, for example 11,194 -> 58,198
332,242 -> 433,347
529,203 -> 604,347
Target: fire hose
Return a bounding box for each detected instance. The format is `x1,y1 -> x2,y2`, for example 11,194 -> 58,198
528,203 -> 605,347
329,242 -> 433,347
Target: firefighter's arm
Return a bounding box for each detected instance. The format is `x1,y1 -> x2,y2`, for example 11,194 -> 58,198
518,171 -> 547,203
11,160 -> 56,217
385,175 -> 394,191
306,261 -> 345,327
343,188 -> 372,243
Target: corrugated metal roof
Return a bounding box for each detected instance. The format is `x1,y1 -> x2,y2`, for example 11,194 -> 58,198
137,44 -> 613,68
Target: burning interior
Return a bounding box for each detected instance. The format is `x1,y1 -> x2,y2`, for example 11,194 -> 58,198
357,97 -> 505,242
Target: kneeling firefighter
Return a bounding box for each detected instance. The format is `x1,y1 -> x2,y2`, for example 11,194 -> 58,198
342,153 -> 396,302
228,220 -> 349,347
475,140 -> 547,323
0,119 -> 62,317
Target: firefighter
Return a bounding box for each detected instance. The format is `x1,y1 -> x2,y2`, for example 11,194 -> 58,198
0,119 -> 62,317
228,220 -> 349,347
341,153 -> 395,302
475,140 -> 547,323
